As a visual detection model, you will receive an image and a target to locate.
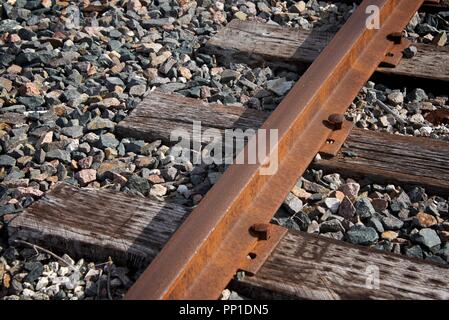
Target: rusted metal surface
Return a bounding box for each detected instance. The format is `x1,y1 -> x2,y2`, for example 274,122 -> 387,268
319,120 -> 354,157
380,33 -> 412,68
125,0 -> 424,300
240,224 -> 287,276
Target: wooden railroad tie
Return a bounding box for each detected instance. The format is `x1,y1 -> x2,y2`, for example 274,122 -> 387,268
8,183 -> 449,300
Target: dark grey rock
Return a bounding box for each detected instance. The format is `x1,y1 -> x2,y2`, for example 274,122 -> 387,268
416,23 -> 438,35
266,78 -> 294,96
56,163 -> 67,181
320,219 -> 345,233
220,69 -> 241,83
108,39 -> 123,51
283,192 -> 303,214
105,77 -> 125,90
24,262 -> 43,283
403,46 -> 418,59
33,148 -> 46,164
283,217 -> 303,232
159,59 -> 177,75
390,191 -> 411,212
289,212 -> 311,231
0,204 -> 18,216
62,88 -> 81,102
346,225 -> 379,245
87,117 -> 116,131
2,247 -> 19,264
46,149 -> 71,163
159,82 -> 187,92
162,167 -> 177,181
405,245 -> 424,259
354,197 -> 375,219
321,231 -> 344,241
411,228 -> 441,250
407,186 -> 427,203
9,279 -> 23,295
439,243 -> 449,262
17,96 -> 45,109
367,216 -> 385,233
129,84 -> 147,97
60,126 -> 84,139
18,28 -> 36,40
407,88 -> 428,103
99,133 -> 119,149
0,154 -> 16,167
239,78 -> 258,90
425,255 -> 447,265
126,175 -> 150,196
142,17 -> 175,27
380,212 -> 404,230
15,51 -> 55,66
302,179 -> 330,194
374,241 -> 393,252
124,140 -> 146,154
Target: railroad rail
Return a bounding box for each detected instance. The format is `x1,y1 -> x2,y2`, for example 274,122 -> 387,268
124,0 -> 439,299
6,0 -> 449,300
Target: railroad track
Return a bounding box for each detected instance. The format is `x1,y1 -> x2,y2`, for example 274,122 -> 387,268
4,0 -> 449,300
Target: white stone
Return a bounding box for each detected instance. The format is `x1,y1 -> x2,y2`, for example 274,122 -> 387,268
387,91 -> 404,105
43,284 -> 60,297
39,131 -> 53,146
379,115 -> 390,127
150,184 -> 167,197
58,266 -> 70,277
52,276 -> 70,286
22,288 -> 35,297
410,113 -> 425,125
36,277 -> 49,291
66,139 -> 80,152
74,285 -> 85,299
177,185 -> 191,198
221,289 -> 231,300
215,1 -> 224,10
420,126 -> 433,135
324,198 -> 341,214
307,220 -> 320,234
84,268 -> 100,281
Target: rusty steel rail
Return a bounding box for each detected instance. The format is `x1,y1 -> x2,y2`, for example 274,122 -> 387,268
126,0 -> 425,300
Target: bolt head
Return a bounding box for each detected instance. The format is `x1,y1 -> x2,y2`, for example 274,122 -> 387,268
251,223 -> 271,240
328,114 -> 344,125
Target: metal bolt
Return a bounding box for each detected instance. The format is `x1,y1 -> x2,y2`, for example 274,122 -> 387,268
387,32 -> 403,44
328,113 -> 344,130
250,223 -> 271,240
